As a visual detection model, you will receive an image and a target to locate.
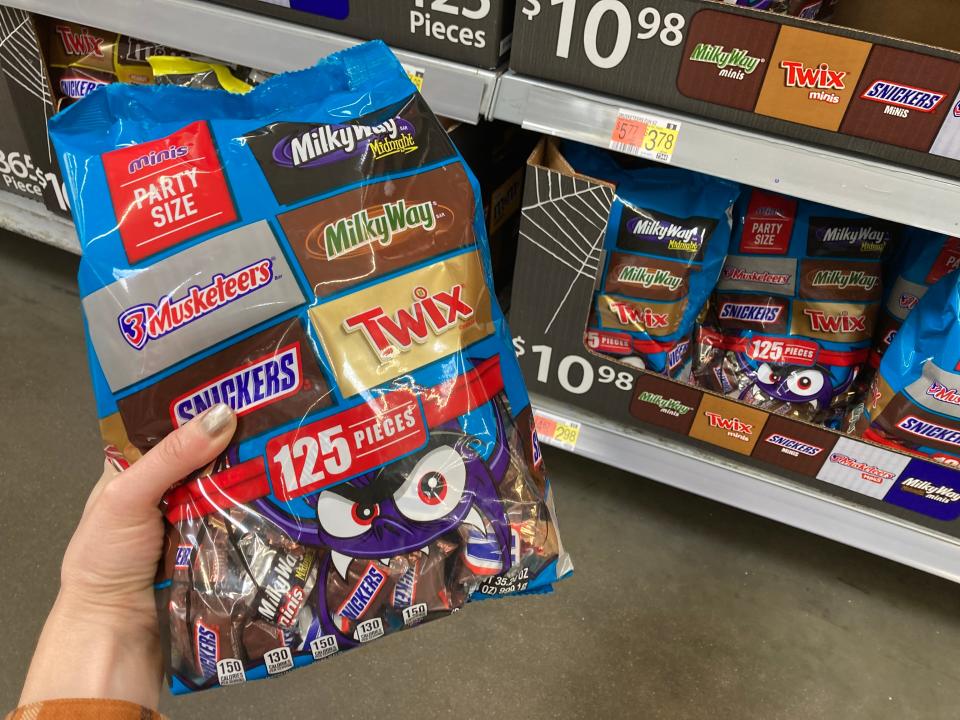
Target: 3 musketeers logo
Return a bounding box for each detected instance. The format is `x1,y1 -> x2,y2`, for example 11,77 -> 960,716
118,259 -> 275,350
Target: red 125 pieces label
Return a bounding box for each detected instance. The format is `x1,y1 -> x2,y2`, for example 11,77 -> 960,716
267,391 -> 428,502
102,121 -> 237,264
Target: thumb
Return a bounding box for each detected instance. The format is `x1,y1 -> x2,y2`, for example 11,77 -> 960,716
115,403 -> 237,511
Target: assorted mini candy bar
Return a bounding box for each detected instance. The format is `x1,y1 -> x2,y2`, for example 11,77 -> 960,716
50,40 -> 570,694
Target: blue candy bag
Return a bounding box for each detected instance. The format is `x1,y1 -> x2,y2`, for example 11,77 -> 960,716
692,188 -> 897,428
49,41 -> 570,694
563,141 -> 740,378
857,269 -> 960,467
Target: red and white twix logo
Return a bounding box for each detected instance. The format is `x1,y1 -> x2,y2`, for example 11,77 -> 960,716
101,121 -> 237,264
343,284 -> 474,360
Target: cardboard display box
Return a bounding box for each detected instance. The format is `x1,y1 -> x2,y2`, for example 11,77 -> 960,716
510,0 -> 960,178
0,6 -> 67,215
202,0 -> 515,69
510,138 -> 960,533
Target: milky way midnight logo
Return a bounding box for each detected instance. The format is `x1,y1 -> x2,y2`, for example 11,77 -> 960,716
243,94 -> 455,206
616,206 -> 716,263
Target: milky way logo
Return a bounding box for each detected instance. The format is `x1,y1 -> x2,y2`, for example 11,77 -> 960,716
272,118 -> 416,169
118,260 -> 274,350
627,216 -> 706,254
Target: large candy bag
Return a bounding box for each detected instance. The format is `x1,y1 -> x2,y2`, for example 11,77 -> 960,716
692,189 -> 896,428
563,142 -> 739,378
50,41 -> 570,694
856,270 -> 960,467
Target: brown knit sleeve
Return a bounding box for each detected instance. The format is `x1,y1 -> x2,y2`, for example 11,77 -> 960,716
5,698 -> 165,720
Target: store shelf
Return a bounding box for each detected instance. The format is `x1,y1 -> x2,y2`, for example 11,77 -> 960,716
492,71 -> 960,238
531,392 -> 960,584
3,0 -> 499,124
0,191 -> 78,253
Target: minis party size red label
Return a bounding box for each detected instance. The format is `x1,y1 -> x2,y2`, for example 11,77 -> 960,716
102,121 -> 237,263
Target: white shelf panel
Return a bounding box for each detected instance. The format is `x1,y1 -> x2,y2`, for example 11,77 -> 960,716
493,71 -> 960,237
531,393 -> 960,584
4,0 -> 499,124
0,191 -> 78,254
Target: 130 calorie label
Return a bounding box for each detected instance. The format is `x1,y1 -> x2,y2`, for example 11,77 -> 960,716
354,618 -> 385,643
267,391 -> 428,502
101,120 -> 237,264
263,646 -> 294,675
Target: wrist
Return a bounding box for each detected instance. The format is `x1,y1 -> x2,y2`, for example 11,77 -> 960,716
19,592 -> 163,709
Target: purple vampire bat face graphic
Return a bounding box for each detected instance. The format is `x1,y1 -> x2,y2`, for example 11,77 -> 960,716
311,424 -> 510,564
737,357 -> 854,410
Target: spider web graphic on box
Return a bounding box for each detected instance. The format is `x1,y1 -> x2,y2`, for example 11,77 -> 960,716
520,168 -> 614,333
0,7 -> 55,160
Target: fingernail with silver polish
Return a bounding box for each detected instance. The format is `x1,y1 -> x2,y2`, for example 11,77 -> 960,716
200,403 -> 234,436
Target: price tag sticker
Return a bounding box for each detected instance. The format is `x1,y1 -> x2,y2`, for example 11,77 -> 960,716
403,64 -> 425,92
534,410 -> 582,451
609,110 -> 681,163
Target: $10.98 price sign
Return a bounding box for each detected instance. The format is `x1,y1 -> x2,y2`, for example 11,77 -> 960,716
266,391 -> 428,501
609,110 -> 681,163
520,0 -> 686,68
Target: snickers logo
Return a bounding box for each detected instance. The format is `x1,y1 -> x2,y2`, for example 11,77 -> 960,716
897,416 -> 960,447
391,562 -> 418,609
174,545 -> 192,568
343,283 -> 474,360
195,623 -> 220,678
170,344 -> 302,427
861,80 -> 946,113
764,433 -> 823,457
338,562 -> 387,621
719,302 -> 782,324
118,259 -> 274,350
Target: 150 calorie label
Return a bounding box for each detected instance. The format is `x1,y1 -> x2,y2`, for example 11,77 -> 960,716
266,390 -> 428,502
102,120 -> 237,264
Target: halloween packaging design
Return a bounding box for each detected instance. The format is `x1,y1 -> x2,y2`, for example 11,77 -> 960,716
49,41 -> 570,694
856,270 -> 960,467
562,142 -> 739,378
720,0 -> 832,18
692,189 -> 895,428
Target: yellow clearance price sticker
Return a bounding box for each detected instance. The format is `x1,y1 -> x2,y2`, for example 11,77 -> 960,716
609,110 -> 681,163
403,64 -> 425,92
534,410 -> 582,451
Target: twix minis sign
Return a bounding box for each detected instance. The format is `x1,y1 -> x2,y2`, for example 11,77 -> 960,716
310,251 -> 494,396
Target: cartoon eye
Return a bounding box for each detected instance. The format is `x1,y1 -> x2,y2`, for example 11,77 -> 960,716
756,363 -> 777,385
786,369 -> 825,398
394,446 -> 466,522
316,491 -> 377,538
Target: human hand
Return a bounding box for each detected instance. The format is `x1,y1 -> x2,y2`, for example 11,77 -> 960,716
19,404 -> 237,710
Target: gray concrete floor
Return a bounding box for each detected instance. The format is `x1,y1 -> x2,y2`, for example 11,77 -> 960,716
2,229 -> 960,719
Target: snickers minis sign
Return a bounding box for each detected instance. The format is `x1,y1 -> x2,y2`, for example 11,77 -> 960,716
692,188 -> 897,429
50,41 -> 570,694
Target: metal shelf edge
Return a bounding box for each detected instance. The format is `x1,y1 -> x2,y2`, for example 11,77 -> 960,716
0,191 -> 78,254
493,72 -> 960,237
531,392 -> 960,584
3,0 -> 499,124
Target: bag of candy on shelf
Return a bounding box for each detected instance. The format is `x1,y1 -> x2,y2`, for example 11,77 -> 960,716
49,40 -> 571,694
563,141 -> 740,378
692,189 -> 896,428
